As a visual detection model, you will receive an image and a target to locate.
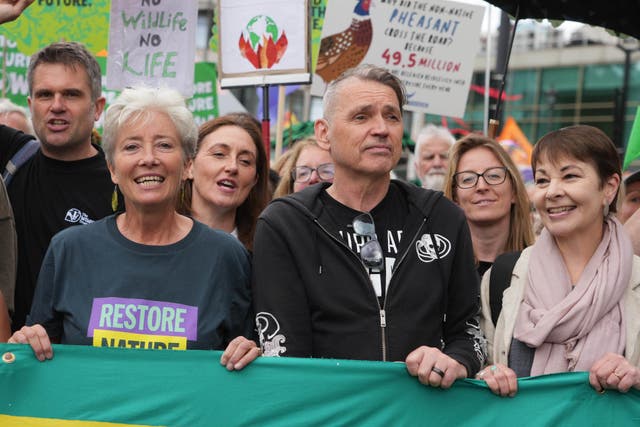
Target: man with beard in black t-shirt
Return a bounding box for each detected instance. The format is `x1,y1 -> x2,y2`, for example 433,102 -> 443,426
253,65 -> 486,389
0,40 -> 116,331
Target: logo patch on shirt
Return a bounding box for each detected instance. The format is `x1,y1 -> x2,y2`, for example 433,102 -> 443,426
256,312 -> 286,356
65,208 -> 94,225
87,297 -> 198,350
415,233 -> 451,263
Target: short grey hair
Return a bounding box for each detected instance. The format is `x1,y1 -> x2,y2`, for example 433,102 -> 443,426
322,64 -> 406,120
102,86 -> 197,165
414,124 -> 455,157
28,42 -> 102,102
0,98 -> 33,133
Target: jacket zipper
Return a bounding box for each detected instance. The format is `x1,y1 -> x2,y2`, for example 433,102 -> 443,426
378,217 -> 426,361
313,219 -> 389,360
313,217 -> 427,361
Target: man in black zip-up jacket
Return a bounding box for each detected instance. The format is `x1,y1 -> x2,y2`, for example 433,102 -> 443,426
253,65 -> 486,388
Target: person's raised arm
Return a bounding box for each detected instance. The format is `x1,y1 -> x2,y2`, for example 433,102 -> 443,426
0,0 -> 34,25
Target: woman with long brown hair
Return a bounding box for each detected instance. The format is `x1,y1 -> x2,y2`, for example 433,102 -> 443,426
444,134 -> 534,276
179,113 -> 270,251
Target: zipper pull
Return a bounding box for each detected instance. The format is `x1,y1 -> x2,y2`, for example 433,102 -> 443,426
379,309 -> 386,327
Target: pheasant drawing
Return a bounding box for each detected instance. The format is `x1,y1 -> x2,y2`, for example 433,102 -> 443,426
316,0 -> 372,83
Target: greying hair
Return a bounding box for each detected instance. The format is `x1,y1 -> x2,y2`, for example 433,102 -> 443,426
414,124 -> 455,156
0,98 -> 32,133
28,42 -> 102,101
322,64 -> 406,120
102,86 -> 197,165
0,98 -> 28,116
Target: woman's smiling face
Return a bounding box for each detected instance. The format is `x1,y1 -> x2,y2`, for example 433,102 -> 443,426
188,125 -> 258,214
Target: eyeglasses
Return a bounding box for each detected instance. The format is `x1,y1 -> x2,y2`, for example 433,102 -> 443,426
453,167 -> 508,189
352,212 -> 384,269
291,163 -> 334,183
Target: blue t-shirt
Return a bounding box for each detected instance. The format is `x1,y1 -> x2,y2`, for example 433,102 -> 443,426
28,214 -> 253,351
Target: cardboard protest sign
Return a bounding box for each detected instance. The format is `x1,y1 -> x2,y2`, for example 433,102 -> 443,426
217,0 -> 311,87
106,0 -> 198,97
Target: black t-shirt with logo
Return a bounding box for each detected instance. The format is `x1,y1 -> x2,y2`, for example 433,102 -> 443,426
319,183 -> 409,305
4,140 -> 116,330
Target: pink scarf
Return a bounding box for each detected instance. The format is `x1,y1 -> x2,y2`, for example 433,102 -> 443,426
513,216 -> 632,375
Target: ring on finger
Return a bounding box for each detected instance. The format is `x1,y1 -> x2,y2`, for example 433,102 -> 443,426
431,366 -> 445,378
490,365 -> 498,372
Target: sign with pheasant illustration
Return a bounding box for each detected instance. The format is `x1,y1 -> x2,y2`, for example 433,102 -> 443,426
217,0 -> 311,88
312,0 -> 484,118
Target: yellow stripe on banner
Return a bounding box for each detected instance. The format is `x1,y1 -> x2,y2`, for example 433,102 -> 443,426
92,329 -> 187,350
0,414 -> 162,426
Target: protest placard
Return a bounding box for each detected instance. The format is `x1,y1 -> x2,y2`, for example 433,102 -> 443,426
217,0 -> 311,87
312,0 -> 484,118
0,0 -> 109,56
106,0 -> 198,97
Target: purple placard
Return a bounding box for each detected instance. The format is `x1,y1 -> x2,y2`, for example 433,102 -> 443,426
88,297 -> 198,341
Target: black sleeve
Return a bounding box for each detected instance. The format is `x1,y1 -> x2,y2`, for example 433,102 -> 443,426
252,213 -> 313,357
441,210 -> 486,377
0,124 -> 35,170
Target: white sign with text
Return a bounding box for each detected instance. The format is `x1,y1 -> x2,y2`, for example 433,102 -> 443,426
312,0 -> 484,118
106,0 -> 198,97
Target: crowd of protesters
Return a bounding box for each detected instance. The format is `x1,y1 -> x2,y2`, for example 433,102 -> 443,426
2,0 -> 640,397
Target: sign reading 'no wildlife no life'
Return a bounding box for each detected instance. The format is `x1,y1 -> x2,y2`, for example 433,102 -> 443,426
106,0 -> 198,97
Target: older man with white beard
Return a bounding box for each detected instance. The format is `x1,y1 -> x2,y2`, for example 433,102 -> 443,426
414,124 -> 455,191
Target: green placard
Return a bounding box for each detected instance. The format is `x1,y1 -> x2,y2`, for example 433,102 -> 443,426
0,0 -> 110,56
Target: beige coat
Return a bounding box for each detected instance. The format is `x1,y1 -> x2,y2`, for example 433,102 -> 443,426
480,247 -> 640,368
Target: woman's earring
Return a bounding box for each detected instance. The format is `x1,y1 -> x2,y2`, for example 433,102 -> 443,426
111,185 -> 119,212
603,201 -> 610,218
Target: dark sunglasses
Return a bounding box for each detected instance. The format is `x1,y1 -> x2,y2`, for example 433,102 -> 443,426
352,212 -> 384,269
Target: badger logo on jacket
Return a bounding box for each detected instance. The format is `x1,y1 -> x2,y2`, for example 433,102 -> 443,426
256,312 -> 287,356
415,234 -> 451,263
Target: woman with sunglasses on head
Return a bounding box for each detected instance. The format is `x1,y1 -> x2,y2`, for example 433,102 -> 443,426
477,125 -> 640,397
178,113 -> 270,252
444,134 -> 534,278
273,137 -> 334,198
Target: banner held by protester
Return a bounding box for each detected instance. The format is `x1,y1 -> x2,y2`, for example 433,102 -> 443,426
1,344 -> 639,426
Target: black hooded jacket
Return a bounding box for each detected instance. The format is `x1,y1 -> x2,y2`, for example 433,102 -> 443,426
252,180 -> 486,376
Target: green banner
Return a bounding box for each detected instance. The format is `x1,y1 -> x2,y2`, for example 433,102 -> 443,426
0,1 -> 110,56
310,0 -> 328,72
0,343 -> 638,426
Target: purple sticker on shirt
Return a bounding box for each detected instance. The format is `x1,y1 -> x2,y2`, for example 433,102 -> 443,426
88,297 -> 198,341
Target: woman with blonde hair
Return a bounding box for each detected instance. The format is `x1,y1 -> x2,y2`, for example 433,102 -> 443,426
444,134 -> 534,276
273,137 -> 334,198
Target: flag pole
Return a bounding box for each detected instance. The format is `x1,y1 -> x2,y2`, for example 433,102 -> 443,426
261,84 -> 270,164
274,85 -> 286,162
489,4 -> 520,138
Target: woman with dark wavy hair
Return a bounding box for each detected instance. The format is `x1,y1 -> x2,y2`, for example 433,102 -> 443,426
179,113 -> 270,251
